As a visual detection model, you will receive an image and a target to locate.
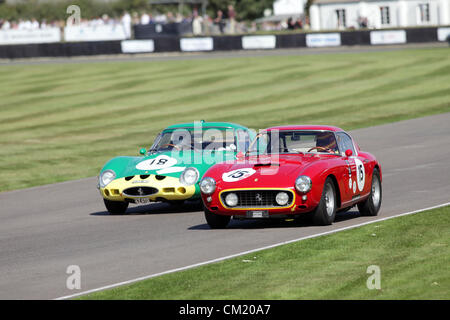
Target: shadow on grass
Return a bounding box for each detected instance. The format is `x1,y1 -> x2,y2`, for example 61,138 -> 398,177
90,200 -> 203,216
188,210 -> 362,230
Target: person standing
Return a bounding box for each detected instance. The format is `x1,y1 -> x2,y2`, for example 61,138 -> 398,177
214,10 -> 224,34
227,5 -> 236,34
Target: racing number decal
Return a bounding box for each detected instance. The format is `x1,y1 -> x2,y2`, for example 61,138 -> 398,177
354,158 -> 365,192
136,155 -> 177,171
348,158 -> 365,193
222,168 -> 256,182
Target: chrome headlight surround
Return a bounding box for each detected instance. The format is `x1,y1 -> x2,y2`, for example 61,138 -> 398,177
180,167 -> 200,186
199,177 -> 216,195
99,170 -> 116,188
295,175 -> 312,193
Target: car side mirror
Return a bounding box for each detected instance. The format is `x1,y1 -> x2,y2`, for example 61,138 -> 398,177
236,151 -> 244,160
345,149 -> 353,157
139,148 -> 147,155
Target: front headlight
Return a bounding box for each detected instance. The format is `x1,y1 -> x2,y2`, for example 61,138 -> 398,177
295,175 -> 312,193
99,170 -> 116,188
180,167 -> 200,186
200,177 -> 216,195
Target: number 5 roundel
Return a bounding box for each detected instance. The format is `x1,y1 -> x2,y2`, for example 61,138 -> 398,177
222,168 -> 256,182
354,158 -> 365,192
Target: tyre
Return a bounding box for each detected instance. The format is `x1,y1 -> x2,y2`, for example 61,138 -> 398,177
204,209 -> 230,229
358,168 -> 382,216
104,199 -> 129,215
312,177 -> 337,226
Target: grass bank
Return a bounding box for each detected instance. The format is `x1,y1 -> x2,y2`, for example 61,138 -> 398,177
0,47 -> 449,191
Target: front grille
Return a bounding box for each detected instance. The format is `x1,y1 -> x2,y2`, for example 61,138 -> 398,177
221,190 -> 294,209
123,187 -> 158,197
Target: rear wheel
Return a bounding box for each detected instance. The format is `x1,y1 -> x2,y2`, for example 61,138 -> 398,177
104,199 -> 128,215
312,177 -> 337,226
204,209 -> 230,229
358,168 -> 382,216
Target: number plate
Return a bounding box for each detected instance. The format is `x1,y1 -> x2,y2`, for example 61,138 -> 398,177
246,210 -> 269,218
135,197 -> 150,204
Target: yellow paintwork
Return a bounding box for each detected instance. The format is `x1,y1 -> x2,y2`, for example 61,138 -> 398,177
100,175 -> 196,202
218,187 -> 296,210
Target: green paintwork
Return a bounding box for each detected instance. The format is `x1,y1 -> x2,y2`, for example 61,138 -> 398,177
99,122 -> 255,199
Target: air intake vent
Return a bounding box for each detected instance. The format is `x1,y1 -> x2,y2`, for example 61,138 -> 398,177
123,187 -> 158,197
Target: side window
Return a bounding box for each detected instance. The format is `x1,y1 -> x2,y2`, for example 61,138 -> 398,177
337,132 -> 356,156
236,129 -> 250,152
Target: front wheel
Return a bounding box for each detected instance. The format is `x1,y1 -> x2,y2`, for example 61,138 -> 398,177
358,168 -> 382,216
312,177 -> 337,226
104,199 -> 128,215
204,209 -> 230,229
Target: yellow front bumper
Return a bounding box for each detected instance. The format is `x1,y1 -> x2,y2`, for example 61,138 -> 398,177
100,175 -> 196,202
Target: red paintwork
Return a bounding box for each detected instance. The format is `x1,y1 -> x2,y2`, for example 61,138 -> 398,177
201,127 -> 382,217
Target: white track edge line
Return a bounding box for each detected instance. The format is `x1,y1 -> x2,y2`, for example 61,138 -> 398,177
55,201 -> 450,300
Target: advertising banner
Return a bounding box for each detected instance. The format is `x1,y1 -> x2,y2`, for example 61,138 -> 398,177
306,33 -> 341,47
370,30 -> 407,45
180,37 -> 213,52
437,27 -> 450,41
121,40 -> 155,53
64,24 -> 128,42
242,35 -> 276,49
0,28 -> 61,45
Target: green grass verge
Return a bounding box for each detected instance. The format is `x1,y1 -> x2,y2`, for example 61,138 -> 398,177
80,205 -> 450,300
0,47 -> 449,192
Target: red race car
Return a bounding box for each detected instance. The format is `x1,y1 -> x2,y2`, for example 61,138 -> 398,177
199,125 -> 382,228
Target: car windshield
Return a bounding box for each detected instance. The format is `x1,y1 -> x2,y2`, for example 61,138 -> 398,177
248,130 -> 340,155
150,127 -> 238,152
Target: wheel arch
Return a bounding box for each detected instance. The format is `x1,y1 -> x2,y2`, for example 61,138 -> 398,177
326,174 -> 342,209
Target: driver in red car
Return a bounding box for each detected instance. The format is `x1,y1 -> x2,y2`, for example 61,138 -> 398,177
316,132 -> 339,154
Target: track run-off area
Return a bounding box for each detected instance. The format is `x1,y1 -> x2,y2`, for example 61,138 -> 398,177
0,113 -> 449,299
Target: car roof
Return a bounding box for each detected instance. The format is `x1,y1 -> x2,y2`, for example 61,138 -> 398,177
164,121 -> 249,131
265,125 -> 344,132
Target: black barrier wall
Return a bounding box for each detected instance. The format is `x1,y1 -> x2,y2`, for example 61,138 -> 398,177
0,26 -> 447,59
0,41 -> 122,59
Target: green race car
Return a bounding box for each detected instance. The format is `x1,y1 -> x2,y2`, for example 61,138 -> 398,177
98,121 -> 255,214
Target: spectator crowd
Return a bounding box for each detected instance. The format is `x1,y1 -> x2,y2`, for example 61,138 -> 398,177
0,5 -> 310,36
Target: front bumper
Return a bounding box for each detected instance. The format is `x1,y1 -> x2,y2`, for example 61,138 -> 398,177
100,174 -> 197,202
202,187 -> 317,217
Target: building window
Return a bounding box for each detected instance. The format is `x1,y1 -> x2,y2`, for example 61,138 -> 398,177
418,4 -> 430,23
380,6 -> 390,25
336,9 -> 346,28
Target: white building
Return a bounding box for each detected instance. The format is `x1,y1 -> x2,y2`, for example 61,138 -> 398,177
310,0 -> 450,30
273,0 -> 306,16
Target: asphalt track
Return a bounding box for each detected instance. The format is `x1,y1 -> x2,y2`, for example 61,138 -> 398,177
1,113 -> 450,299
